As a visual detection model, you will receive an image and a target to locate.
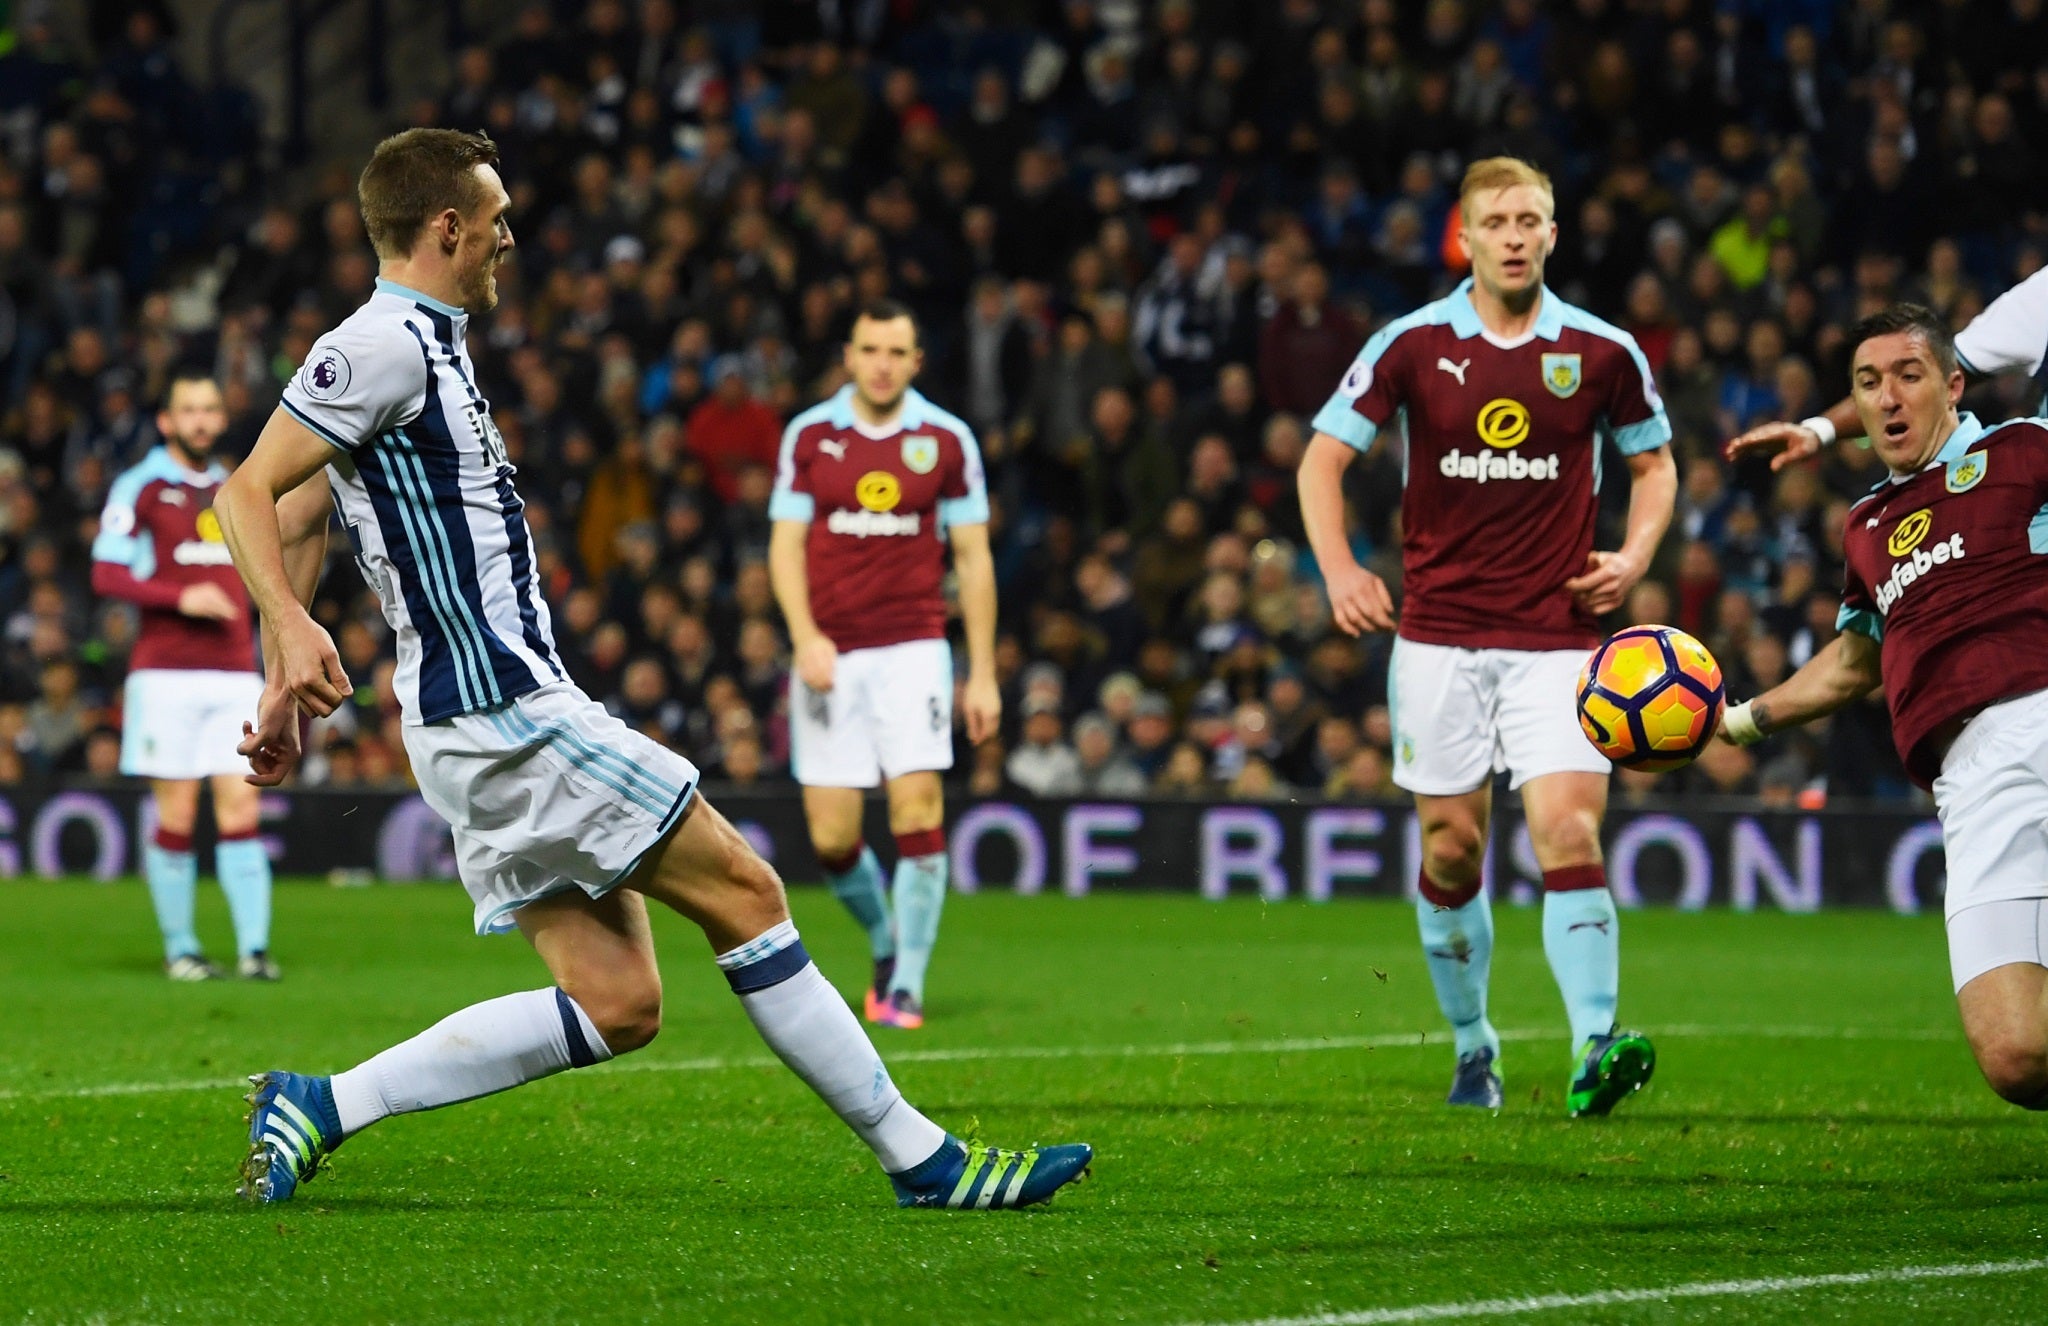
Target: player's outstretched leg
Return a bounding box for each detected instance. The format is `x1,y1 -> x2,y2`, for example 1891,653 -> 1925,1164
819,841 -> 897,1020
656,798 -> 1089,1207
240,978 -> 625,1202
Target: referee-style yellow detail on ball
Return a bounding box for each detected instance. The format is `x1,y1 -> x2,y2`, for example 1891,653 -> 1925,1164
855,471 -> 902,512
1888,510 -> 1932,558
1475,398 -> 1531,449
197,509 -> 224,542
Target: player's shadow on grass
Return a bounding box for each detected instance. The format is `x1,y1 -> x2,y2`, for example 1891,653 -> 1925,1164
1619,1110 -> 2047,1130
0,1194 -> 594,1215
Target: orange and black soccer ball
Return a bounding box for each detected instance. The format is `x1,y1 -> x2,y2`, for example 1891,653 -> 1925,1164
1575,625 -> 1725,773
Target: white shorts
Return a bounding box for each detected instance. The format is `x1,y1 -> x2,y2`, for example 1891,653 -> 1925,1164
1934,688 -> 2048,986
401,682 -> 700,935
120,668 -> 266,780
1389,638 -> 1609,795
790,638 -> 953,788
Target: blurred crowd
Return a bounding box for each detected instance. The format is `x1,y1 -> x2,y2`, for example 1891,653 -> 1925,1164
7,0 -> 2048,805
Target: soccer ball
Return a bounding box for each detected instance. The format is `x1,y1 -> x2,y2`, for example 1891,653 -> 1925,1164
1575,625 -> 1725,773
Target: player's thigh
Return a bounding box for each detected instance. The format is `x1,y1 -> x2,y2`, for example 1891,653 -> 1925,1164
515,886 -> 663,1047
802,784 -> 868,858
1518,771 -> 1608,869
632,795 -> 790,955
150,778 -> 202,835
1497,648 -> 1611,789
884,769 -> 944,835
406,683 -> 700,937
1953,937 -> 2048,1090
868,639 -> 955,782
209,772 -> 262,835
1388,638 -> 1495,796
789,658 -> 881,789
1935,692 -> 2048,966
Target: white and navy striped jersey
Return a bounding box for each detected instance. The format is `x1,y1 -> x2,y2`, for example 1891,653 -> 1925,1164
1956,264 -> 2048,413
281,278 -> 562,724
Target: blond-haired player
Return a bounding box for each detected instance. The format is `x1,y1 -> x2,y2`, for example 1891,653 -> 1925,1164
1300,158 -> 1678,1115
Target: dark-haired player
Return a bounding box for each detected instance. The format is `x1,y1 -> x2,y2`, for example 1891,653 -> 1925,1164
93,374 -> 277,981
1723,303 -> 2048,1111
1300,157 -> 1677,1116
218,128 -> 1087,1208
768,300 -> 997,1030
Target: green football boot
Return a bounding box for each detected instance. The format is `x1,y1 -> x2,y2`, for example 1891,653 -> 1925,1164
1567,1027 -> 1656,1118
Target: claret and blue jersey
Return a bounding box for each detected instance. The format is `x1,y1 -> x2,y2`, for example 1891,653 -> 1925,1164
1312,278 -> 1671,651
281,278 -> 562,724
1839,411 -> 2048,787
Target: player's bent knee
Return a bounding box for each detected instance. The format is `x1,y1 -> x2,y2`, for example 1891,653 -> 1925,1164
1421,823 -> 1484,886
1974,1037 -> 2048,1108
581,985 -> 663,1055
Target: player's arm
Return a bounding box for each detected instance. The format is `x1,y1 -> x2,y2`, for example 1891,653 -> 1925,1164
215,408 -> 352,722
1725,265 -> 2045,470
769,518 -> 836,692
1565,444 -> 1676,615
1300,431 -> 1396,636
948,521 -> 1000,744
1718,628 -> 1882,745
90,489 -> 241,620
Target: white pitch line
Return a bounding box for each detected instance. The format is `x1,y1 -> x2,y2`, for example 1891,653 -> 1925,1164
1191,1256 -> 2048,1326
0,1023 -> 1953,1104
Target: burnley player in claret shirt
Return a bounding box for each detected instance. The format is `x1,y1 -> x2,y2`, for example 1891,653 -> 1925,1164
1721,303 -> 2048,1112
768,299 -> 996,1030
92,373 -> 277,981
1300,157 -> 1677,1117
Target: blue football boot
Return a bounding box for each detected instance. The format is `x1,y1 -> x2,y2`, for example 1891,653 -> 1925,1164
1447,1046 -> 1504,1110
238,1071 -> 342,1203
889,1134 -> 1092,1209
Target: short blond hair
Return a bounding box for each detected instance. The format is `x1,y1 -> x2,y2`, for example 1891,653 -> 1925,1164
1459,157 -> 1554,223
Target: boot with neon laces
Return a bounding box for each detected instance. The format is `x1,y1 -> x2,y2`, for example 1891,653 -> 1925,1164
238,1071 -> 343,1202
1567,1027 -> 1656,1118
874,988 -> 924,1030
888,1133 -> 1093,1209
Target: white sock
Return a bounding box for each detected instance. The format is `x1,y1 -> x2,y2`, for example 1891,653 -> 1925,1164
718,920 -> 947,1173
329,987 -> 612,1137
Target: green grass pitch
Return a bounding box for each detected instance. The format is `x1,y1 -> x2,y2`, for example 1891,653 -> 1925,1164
2,878 -> 2046,1324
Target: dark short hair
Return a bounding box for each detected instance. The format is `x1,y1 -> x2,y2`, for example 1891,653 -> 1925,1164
357,128 -> 501,260
160,371 -> 220,412
848,297 -> 919,347
1848,302 -> 1958,378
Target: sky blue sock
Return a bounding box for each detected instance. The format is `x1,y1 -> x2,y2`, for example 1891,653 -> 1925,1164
1542,886 -> 1620,1055
145,840 -> 200,961
889,851 -> 948,1003
825,845 -> 895,962
1416,885 -> 1499,1060
215,837 -> 273,958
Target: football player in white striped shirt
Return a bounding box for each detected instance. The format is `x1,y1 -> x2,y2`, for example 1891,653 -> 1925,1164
213,128 -> 1088,1210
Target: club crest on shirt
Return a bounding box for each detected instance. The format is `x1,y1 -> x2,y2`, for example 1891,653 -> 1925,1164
1540,353 -> 1581,399
302,348 -> 352,400
1946,450 -> 1987,493
901,435 -> 939,475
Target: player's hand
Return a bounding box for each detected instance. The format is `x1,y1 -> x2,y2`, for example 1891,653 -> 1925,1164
276,612 -> 353,717
795,634 -> 837,693
177,582 -> 240,621
1725,419 -> 1824,471
239,687 -> 303,786
1324,561 -> 1396,637
1565,549 -> 1645,616
963,672 -> 1001,744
